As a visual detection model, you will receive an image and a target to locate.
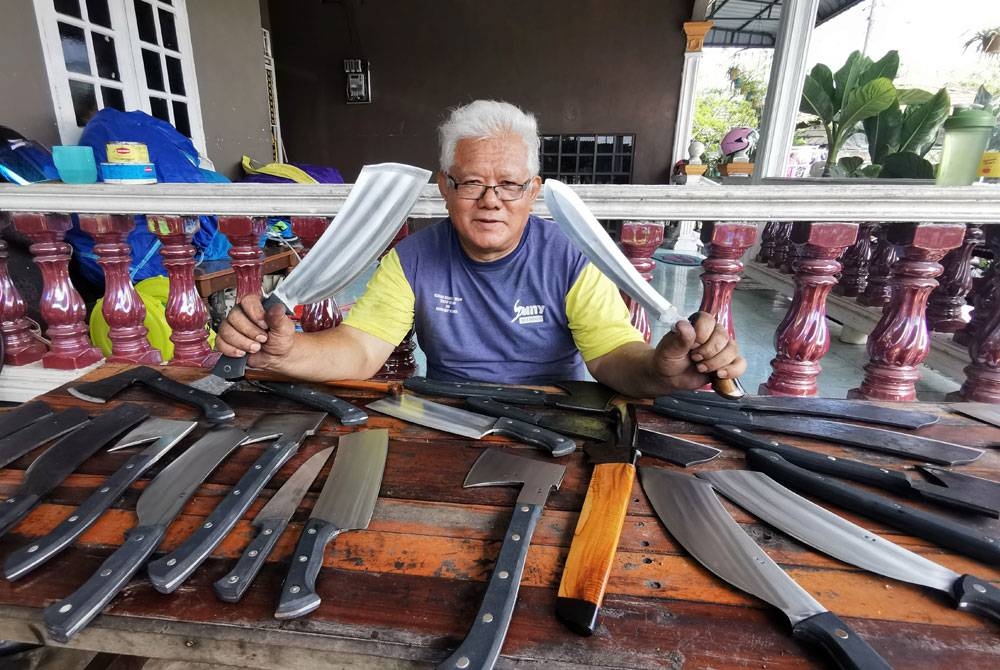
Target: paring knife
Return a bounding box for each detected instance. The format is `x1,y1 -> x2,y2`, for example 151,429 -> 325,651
3,417 -> 198,581
214,446 -> 336,603
465,396 -> 613,442
274,429 -> 388,619
404,376 -> 618,413
634,426 -> 721,467
713,424 -> 1000,518
0,401 -> 53,440
638,467 -> 891,670
0,407 -> 90,470
43,425 -> 273,643
0,403 -> 149,539
700,470 -> 1000,624
147,411 -> 327,594
368,394 -> 575,457
746,448 -> 1000,565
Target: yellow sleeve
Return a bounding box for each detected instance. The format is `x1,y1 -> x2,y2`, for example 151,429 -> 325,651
341,249 -> 415,346
566,263 -> 645,361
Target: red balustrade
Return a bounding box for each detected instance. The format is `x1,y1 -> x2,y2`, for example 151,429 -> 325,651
0,222 -> 47,365
698,221 -> 758,339
618,220 -> 665,343
927,224 -> 980,333
79,214 -> 161,364
291,216 -> 342,332
768,222 -> 793,270
834,222 -> 875,298
218,216 -> 267,304
858,225 -> 899,307
762,222 -> 858,396
755,221 -> 779,263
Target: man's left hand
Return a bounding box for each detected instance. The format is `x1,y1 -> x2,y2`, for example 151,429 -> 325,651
652,311 -> 746,391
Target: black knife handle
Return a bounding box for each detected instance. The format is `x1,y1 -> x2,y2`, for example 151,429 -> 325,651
437,503 -> 541,670
466,397 -> 540,424
404,376 -> 548,405
43,523 -> 166,643
214,517 -> 289,603
138,370 -> 235,423
69,370 -> 141,404
712,425 -> 914,496
747,449 -> 1000,565
651,396 -> 751,427
0,493 -> 40,538
491,418 -> 576,457
4,450 -> 159,581
211,294 -> 286,380
255,381 -> 366,426
792,611 -> 892,670
274,517 -> 344,619
952,574 -> 1000,623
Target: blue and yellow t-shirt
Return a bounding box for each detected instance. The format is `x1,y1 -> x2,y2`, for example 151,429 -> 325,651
343,215 -> 643,384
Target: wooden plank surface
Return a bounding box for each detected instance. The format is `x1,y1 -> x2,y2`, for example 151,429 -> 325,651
0,363 -> 997,668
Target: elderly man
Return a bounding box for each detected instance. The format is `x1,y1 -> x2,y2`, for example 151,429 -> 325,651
217,100 -> 745,397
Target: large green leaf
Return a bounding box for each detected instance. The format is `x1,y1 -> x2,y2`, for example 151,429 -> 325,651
898,88 -> 951,156
834,77 -> 897,148
833,51 -> 872,109
879,151 -> 935,179
810,63 -> 836,106
860,50 -> 899,86
801,74 -> 836,122
897,88 -> 934,105
863,102 -> 902,164
838,156 -> 865,176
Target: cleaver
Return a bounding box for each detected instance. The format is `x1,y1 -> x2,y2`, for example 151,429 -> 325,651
404,376 -> 618,413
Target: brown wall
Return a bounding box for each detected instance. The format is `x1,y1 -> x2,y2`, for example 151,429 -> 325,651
268,0 -> 693,183
0,2 -> 61,147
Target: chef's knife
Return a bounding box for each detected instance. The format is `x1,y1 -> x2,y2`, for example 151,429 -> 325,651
274,429 -> 388,619
543,179 -> 744,400
3,418 -> 197,581
746,448 -> 1000,565
0,403 -> 148,538
147,411 -> 327,593
43,425 -> 269,642
368,394 -> 575,457
404,376 -> 617,413
0,407 -> 90,470
638,466 -> 891,670
668,391 -> 940,429
713,424 -> 1000,517
700,470 -> 1000,624
465,397 -> 612,442
635,425 -> 721,466
214,446 -> 336,603
652,395 -> 983,466
0,401 -> 53,440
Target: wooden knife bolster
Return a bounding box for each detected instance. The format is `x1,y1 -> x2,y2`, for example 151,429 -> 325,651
710,376 -> 745,400
324,379 -> 402,395
556,461 -> 635,636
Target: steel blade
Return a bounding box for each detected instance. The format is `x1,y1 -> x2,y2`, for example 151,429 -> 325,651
107,418 -> 197,456
0,401 -> 53,440
367,395 -> 495,438
700,470 -> 959,594
916,466 -> 1000,517
638,466 -> 825,625
949,402 -> 1000,428
311,429 -> 388,530
254,447 -> 336,525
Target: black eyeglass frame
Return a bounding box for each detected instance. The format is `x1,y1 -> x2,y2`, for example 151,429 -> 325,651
445,173 -> 534,201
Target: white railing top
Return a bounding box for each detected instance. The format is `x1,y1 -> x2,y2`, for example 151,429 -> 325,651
2,182 -> 1000,223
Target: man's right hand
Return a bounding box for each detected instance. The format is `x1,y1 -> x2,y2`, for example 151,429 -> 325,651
215,294 -> 296,369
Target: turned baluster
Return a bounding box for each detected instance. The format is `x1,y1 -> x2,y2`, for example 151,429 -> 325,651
11,212 -> 102,369
374,220 -> 417,380
858,224 -> 899,307
834,222 -> 875,297
147,215 -> 217,367
219,216 -> 267,304
768,222 -> 793,270
0,217 -> 47,365
762,222 -> 858,396
698,221 -> 758,339
619,220 -> 665,343
79,214 -> 161,364
291,216 -> 341,332
955,265 -> 1000,402
954,231 -> 998,348
755,221 -> 779,263
927,224 -> 981,333
849,223 -> 965,401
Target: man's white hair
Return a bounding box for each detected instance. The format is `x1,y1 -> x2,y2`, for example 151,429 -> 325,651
438,100 -> 540,176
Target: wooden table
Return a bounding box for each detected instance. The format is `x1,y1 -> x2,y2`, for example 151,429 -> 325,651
0,364 -> 997,668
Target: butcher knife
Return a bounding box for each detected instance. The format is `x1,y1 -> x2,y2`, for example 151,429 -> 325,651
700,470 -> 1000,624
192,162 -> 432,388
274,429 -> 388,619
214,446 -> 336,603
668,391 -> 940,429
712,424 -> 1000,517
638,466 -> 891,670
0,403 -> 148,538
0,400 -> 53,440
3,417 -> 197,581
465,396 -> 612,442
746,448 -> 1000,565
543,179 -> 744,400
43,424 -> 275,642
404,376 -> 618,413
147,411 -> 327,593
0,407 -> 90,470
368,394 -> 576,456
652,395 -> 984,466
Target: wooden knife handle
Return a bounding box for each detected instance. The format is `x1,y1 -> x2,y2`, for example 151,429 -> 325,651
711,375 -> 745,400
556,461 -> 635,636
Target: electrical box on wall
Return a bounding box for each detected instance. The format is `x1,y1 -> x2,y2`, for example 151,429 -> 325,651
344,59 -> 372,104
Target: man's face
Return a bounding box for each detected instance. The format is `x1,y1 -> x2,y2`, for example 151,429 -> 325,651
437,135 -> 541,263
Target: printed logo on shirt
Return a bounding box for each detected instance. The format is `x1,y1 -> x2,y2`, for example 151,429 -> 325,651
434,293 -> 463,315
511,299 -> 545,325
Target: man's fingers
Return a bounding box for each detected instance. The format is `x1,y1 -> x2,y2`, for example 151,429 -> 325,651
688,311 -> 717,344
216,323 -> 263,356
238,294 -> 269,329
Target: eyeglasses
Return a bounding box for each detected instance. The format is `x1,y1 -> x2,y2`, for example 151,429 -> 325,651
446,174 -> 532,201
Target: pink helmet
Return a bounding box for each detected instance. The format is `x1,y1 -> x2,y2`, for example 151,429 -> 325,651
721,127 -> 757,156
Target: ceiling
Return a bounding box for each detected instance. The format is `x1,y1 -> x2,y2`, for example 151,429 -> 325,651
704,0 -> 865,48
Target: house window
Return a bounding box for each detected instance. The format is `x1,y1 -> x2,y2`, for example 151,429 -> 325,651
540,133 -> 634,184
33,0 -> 205,152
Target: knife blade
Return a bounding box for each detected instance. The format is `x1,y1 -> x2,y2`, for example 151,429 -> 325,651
367,395 -> 575,457
746,448 -> 1000,565
634,426 -> 722,466
712,424 -> 1000,517
0,407 -> 90,470
43,425 -> 267,642
652,395 -> 983,466
0,401 -> 53,440
638,466 -> 891,670
700,469 -> 1000,624
0,403 -> 149,539
3,418 -> 198,581
918,467 -> 1000,517
464,397 -> 612,442
668,391 -> 940,429
404,376 -> 617,413
147,411 -> 327,594
949,402 -> 1000,428
214,446 -> 336,603
274,429 -> 388,619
